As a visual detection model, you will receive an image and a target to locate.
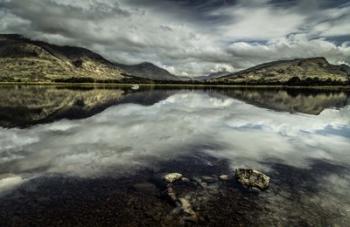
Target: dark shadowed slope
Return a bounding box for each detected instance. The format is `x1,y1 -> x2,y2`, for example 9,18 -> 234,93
114,62 -> 180,81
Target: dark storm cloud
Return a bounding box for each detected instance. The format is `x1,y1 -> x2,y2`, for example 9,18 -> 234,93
0,0 -> 349,76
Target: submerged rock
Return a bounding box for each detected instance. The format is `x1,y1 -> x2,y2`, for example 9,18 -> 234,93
164,173 -> 183,183
181,177 -> 190,183
179,198 -> 198,222
167,186 -> 177,201
201,176 -> 217,183
235,168 -> 270,190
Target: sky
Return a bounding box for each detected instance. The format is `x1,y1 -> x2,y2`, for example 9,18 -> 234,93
0,0 -> 350,77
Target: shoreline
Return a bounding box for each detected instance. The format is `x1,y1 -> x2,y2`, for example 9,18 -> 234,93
0,82 -> 350,90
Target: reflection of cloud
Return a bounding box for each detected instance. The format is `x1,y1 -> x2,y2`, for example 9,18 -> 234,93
0,91 -> 349,180
0,174 -> 25,194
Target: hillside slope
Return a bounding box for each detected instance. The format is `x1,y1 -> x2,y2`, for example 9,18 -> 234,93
0,34 -> 176,83
115,62 -> 179,81
0,34 -> 133,82
211,57 -> 350,85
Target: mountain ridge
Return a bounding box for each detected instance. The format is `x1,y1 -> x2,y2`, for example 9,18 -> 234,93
114,62 -> 180,81
210,57 -> 350,85
0,34 -> 178,83
1,34 -> 349,85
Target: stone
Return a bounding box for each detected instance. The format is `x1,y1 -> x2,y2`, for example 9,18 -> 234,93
219,175 -> 229,181
167,186 -> 177,201
179,198 -> 198,222
164,173 -> 183,183
235,168 -> 270,190
181,177 -> 190,183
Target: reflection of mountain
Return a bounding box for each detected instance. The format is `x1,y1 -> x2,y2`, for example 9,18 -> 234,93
217,88 -> 350,115
0,86 -> 177,128
118,88 -> 178,106
2,86 -> 350,128
0,86 -> 125,128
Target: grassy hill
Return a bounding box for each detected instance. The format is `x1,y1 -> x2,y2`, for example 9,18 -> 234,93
210,57 -> 350,85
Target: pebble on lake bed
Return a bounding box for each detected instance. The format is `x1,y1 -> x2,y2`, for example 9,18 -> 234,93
164,173 -> 183,183
167,187 -> 177,201
235,168 -> 270,190
201,176 -> 217,183
181,177 -> 190,182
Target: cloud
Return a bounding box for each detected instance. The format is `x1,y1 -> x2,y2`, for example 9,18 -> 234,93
227,34 -> 350,68
0,0 -> 349,76
213,3 -> 306,40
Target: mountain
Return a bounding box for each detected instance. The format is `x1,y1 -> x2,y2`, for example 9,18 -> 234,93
115,62 -> 179,81
1,34 -> 349,85
0,34 -> 175,83
210,57 -> 350,85
196,71 -> 231,81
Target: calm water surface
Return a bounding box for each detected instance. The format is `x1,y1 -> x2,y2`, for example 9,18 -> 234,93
0,85 -> 350,226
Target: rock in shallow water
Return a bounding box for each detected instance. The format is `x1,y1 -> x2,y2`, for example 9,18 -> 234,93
201,176 -> 217,183
167,186 -> 177,201
235,168 -> 270,191
178,198 -> 198,222
164,173 -> 183,183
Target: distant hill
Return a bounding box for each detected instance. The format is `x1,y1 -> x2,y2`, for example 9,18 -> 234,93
196,71 -> 231,81
210,57 -> 350,85
115,62 -> 179,81
0,34 -> 177,83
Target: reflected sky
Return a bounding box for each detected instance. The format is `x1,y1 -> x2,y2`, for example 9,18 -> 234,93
0,89 -> 349,187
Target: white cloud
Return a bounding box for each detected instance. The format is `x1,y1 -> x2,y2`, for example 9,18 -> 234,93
227,35 -> 350,68
214,5 -> 306,40
308,5 -> 350,37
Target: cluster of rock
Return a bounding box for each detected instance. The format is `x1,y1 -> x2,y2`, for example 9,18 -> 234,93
163,173 -> 199,223
161,169 -> 270,224
234,168 -> 270,191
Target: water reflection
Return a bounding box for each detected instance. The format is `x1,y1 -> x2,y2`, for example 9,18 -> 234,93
0,86 -> 349,226
1,86 -> 349,128
0,85 -> 179,128
219,88 -> 350,115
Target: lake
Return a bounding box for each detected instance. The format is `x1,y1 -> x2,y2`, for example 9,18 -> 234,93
0,85 -> 350,226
